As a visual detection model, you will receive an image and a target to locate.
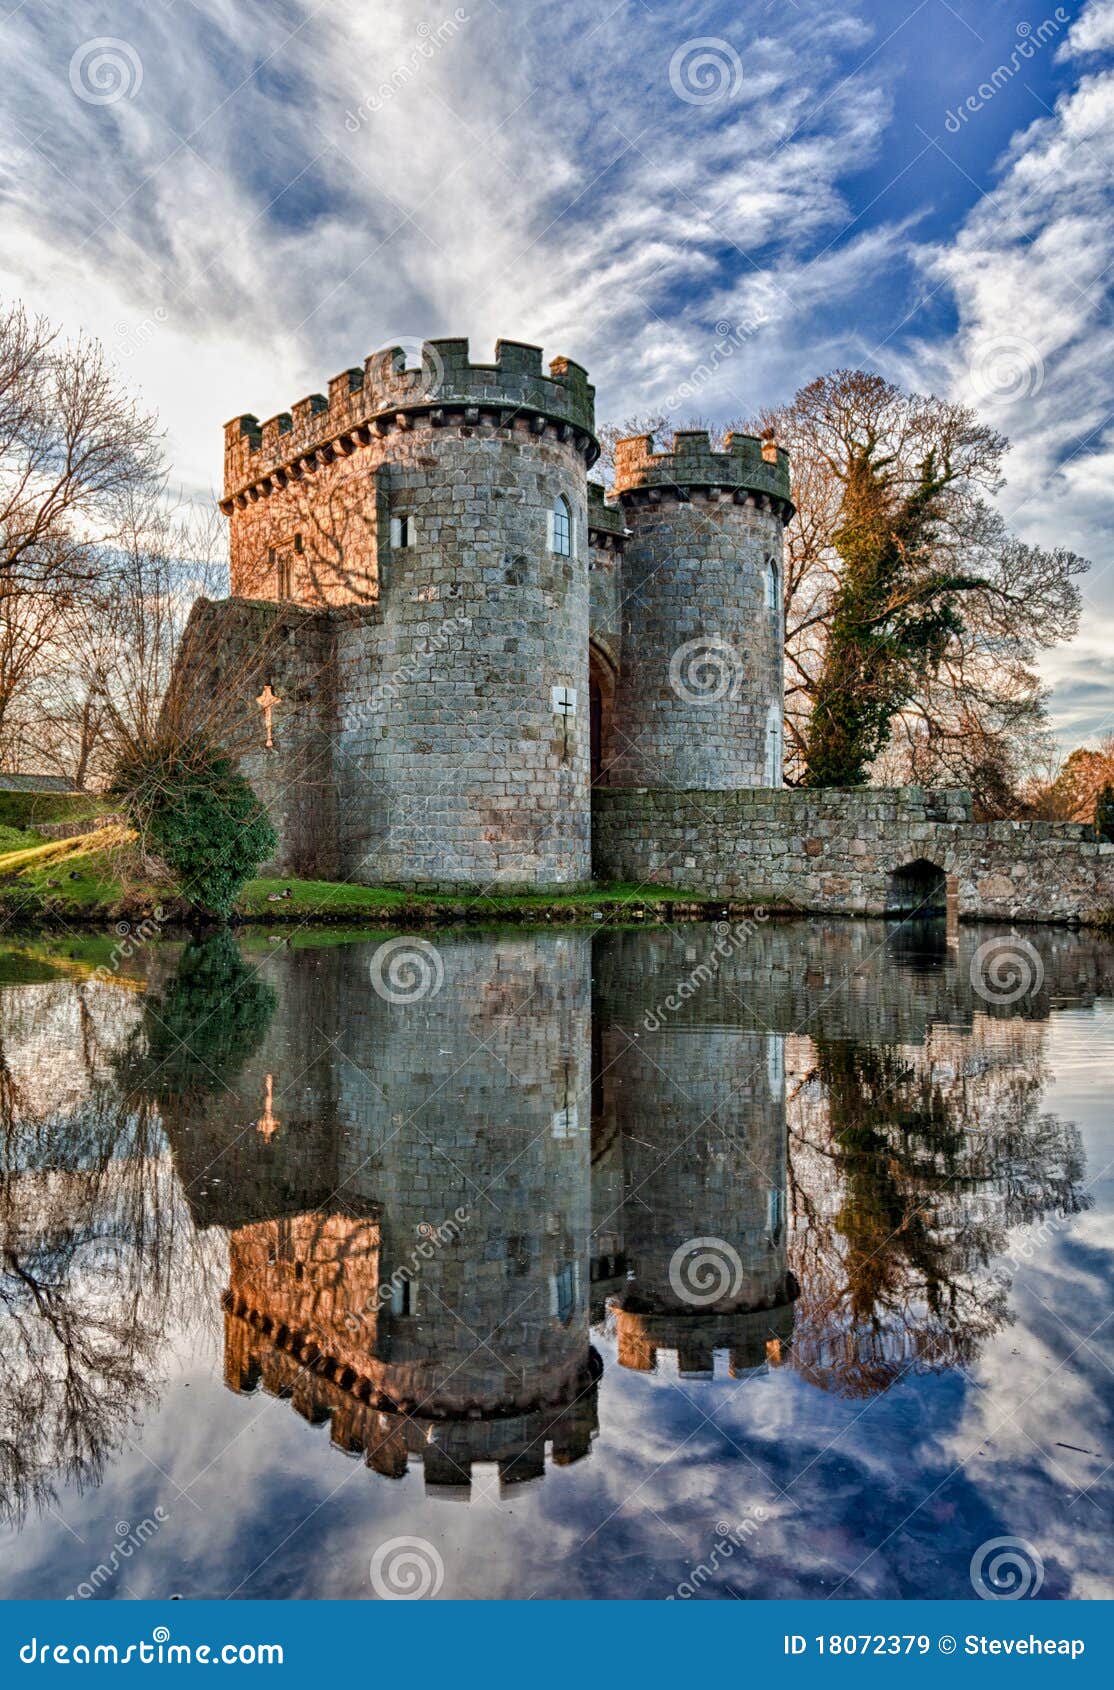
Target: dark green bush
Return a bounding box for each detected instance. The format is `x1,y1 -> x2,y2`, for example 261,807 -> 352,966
114,737 -> 276,917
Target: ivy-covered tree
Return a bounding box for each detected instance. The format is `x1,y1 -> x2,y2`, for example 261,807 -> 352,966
752,371 -> 1087,797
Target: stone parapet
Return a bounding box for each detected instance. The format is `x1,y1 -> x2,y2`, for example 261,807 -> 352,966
612,428 -> 792,516
593,786 -> 1114,925
224,337 -> 598,499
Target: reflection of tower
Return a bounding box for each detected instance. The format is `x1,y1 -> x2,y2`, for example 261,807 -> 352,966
177,934 -> 600,1499
592,935 -> 797,1377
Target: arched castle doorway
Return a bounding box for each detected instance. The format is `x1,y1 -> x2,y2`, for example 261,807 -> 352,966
589,642 -> 617,787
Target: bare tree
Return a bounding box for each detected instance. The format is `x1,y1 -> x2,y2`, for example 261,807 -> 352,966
32,498 -> 230,788
0,301 -> 163,767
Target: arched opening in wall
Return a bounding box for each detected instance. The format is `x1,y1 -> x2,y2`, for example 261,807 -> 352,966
885,858 -> 948,916
589,642 -> 617,786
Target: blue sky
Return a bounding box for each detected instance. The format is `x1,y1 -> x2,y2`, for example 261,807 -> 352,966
1,0 -> 1112,743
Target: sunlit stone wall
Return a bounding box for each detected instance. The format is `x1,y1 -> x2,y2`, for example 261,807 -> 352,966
593,786 -> 1114,924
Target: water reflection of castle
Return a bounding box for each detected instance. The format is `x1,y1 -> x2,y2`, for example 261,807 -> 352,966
152,924 -> 1096,1498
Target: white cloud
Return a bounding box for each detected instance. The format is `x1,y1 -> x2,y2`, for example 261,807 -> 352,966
0,0 -> 901,493
1,0 -> 1111,737
918,1 -> 1114,741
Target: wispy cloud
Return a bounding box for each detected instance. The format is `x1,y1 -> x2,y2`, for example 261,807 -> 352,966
0,0 -> 1111,738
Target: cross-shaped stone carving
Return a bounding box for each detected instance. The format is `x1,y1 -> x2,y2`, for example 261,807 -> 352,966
257,1073 -> 281,1142
551,684 -> 577,762
256,683 -> 280,750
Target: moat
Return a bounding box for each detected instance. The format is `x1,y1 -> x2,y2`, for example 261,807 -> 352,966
0,920 -> 1110,1601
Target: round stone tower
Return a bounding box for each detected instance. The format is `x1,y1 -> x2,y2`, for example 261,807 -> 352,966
607,430 -> 793,789
220,338 -> 598,889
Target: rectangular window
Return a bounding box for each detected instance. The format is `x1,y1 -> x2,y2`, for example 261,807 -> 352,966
390,514 -> 412,548
549,499 -> 572,556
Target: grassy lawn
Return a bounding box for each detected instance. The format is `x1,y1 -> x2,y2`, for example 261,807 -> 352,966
3,848 -> 149,913
235,877 -> 703,921
2,846 -> 712,927
0,824 -> 43,853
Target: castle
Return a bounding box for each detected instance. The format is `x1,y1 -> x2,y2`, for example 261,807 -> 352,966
176,335 -> 1114,920
186,336 -> 790,887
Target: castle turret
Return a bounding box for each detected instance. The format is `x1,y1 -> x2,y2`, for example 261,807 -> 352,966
606,430 -> 792,789
592,926 -> 798,1377
213,338 -> 598,888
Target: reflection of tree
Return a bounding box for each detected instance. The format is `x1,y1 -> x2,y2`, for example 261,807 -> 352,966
0,946 -> 251,1526
787,1021 -> 1088,1397
136,931 -> 276,1097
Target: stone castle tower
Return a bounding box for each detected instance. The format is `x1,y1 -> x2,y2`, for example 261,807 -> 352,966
177,337 -> 793,888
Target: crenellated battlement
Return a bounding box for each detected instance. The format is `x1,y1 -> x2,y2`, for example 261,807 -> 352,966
612,1292 -> 797,1379
222,337 -> 598,500
223,1302 -> 601,1495
612,428 -> 792,514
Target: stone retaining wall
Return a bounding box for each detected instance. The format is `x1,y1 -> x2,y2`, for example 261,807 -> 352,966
593,786 -> 1114,925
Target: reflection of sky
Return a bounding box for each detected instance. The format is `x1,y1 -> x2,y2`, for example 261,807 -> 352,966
2,1009 -> 1111,1603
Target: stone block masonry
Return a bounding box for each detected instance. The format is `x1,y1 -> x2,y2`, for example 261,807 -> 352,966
170,332 -> 1110,919
593,786 -> 1114,925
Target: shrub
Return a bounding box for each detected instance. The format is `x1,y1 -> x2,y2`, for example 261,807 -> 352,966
113,735 -> 276,918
